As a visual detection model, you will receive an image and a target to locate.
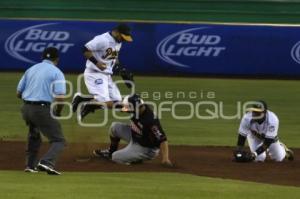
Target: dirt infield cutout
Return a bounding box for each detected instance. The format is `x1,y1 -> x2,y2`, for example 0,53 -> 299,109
0,141 -> 299,187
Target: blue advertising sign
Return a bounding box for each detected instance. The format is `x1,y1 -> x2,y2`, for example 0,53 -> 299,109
1,19 -> 300,76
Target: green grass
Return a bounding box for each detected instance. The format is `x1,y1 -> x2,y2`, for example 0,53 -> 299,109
1,72 -> 300,147
0,171 -> 299,199
1,73 -> 300,198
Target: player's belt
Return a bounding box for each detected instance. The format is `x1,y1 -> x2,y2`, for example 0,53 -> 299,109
85,68 -> 112,75
23,100 -> 50,106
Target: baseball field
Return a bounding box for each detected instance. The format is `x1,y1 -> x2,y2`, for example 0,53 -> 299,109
1,72 -> 300,198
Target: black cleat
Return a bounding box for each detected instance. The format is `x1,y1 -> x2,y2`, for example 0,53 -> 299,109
72,92 -> 83,112
282,143 -> 295,161
80,103 -> 94,119
93,149 -> 112,160
79,103 -> 102,120
37,162 -> 61,175
130,159 -> 144,165
72,92 -> 94,112
286,148 -> 294,161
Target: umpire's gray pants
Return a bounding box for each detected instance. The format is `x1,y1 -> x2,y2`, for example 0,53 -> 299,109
21,104 -> 66,168
110,122 -> 159,164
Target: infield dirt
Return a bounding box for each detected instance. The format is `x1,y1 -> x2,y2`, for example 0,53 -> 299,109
0,141 -> 299,187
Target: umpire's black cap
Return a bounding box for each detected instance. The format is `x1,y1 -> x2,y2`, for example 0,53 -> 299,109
42,47 -> 59,60
114,23 -> 133,42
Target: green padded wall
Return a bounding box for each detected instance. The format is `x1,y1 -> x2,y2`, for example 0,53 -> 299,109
1,0 -> 300,24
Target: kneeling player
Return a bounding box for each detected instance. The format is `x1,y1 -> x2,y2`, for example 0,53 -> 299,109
93,94 -> 173,167
234,100 -> 294,162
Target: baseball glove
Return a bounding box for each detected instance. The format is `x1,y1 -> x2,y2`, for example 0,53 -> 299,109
112,63 -> 123,74
120,68 -> 134,88
113,63 -> 134,88
233,150 -> 255,163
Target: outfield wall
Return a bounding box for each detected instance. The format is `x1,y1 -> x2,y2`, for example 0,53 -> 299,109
2,19 -> 300,76
2,0 -> 300,24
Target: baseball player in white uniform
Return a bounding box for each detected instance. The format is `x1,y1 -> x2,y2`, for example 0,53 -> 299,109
235,100 -> 294,162
72,23 -> 133,118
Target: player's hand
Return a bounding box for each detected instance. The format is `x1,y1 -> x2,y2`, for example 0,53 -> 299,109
161,159 -> 174,168
96,62 -> 107,71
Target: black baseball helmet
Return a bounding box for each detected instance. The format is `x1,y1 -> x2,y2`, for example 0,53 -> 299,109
122,94 -> 144,112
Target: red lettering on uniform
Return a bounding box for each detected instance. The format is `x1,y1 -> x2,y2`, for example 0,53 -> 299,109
102,48 -> 119,60
130,122 -> 142,135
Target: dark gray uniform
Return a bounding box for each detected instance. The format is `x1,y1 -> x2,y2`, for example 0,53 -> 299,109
110,105 -> 167,164
17,59 -> 66,169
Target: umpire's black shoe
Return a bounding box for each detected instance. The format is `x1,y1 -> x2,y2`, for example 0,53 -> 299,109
93,149 -> 112,160
37,162 -> 61,175
24,167 -> 38,173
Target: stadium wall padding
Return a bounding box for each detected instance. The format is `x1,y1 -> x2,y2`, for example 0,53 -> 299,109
2,19 -> 300,76
2,0 -> 300,24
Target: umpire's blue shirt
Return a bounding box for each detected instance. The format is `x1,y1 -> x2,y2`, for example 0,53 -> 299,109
17,60 -> 66,102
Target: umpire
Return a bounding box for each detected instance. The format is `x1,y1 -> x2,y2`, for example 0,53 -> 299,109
17,47 -> 66,175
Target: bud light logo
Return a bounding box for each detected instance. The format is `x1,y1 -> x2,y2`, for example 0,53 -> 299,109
156,27 -> 226,68
4,23 -> 75,64
291,41 -> 300,64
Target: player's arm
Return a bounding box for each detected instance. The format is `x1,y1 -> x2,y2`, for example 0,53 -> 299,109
160,140 -> 172,166
52,72 -> 67,116
16,74 -> 26,99
253,121 -> 279,157
236,134 -> 247,151
252,137 -> 276,157
83,46 -> 106,71
150,123 -> 173,167
235,115 -> 250,151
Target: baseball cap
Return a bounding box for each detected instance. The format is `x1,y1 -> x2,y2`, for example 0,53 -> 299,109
248,100 -> 268,112
42,47 -> 59,60
115,23 -> 133,42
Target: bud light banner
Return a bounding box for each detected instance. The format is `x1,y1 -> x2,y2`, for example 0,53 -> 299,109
2,19 -> 300,76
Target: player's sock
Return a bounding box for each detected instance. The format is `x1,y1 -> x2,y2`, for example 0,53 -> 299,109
109,136 -> 120,153
112,101 -> 123,110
